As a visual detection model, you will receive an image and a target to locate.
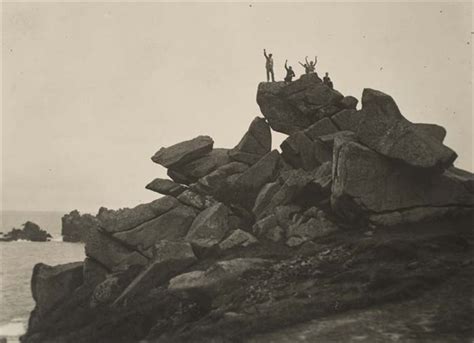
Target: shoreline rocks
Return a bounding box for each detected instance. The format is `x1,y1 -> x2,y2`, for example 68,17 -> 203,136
0,221 -> 52,242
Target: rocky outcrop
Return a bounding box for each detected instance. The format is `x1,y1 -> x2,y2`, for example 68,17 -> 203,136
355,89 -> 457,171
331,137 -> 473,224
62,210 -> 98,242
0,221 -> 52,242
23,72 -> 474,343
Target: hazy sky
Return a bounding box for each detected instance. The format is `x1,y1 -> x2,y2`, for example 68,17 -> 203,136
2,2 -> 472,213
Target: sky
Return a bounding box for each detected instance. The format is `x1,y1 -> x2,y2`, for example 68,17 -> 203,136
1,1 -> 472,213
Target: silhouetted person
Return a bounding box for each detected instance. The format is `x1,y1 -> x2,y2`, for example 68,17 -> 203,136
323,72 -> 333,89
284,60 -> 295,83
299,56 -> 317,74
264,49 -> 275,82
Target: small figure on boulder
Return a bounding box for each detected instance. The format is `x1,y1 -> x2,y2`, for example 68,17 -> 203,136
263,49 -> 275,82
284,60 -> 296,83
323,72 -> 334,89
299,56 -> 317,74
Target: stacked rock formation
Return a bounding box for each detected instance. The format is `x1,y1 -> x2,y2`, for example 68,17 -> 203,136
22,74 -> 474,343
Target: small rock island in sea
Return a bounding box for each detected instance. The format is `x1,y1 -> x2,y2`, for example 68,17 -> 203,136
21,74 -> 474,342
0,221 -> 52,242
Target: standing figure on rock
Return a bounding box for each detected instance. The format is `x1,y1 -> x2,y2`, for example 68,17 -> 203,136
284,60 -> 296,83
299,56 -> 317,74
263,49 -> 275,82
323,72 -> 334,89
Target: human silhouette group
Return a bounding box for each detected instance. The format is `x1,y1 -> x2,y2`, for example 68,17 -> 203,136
264,48 -> 334,88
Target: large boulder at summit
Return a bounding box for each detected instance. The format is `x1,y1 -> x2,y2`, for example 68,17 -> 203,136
29,262 -> 84,324
145,178 -> 187,197
356,89 -> 457,170
97,196 -> 180,234
331,137 -> 474,224
228,150 -> 281,208
229,117 -> 272,165
85,227 -> 149,270
113,204 -> 199,255
62,210 -> 99,242
151,135 -> 214,168
185,203 -> 231,249
257,74 -> 344,134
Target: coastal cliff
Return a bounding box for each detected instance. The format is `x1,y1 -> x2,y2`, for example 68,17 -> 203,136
22,74 -> 474,342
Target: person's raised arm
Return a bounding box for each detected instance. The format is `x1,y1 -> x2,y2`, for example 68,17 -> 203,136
298,61 -> 305,67
314,56 -> 318,64
305,56 -> 309,64
285,60 -> 288,70
264,49 -> 268,59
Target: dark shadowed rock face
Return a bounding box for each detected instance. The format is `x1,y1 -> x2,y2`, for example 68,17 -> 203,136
228,150 -> 281,209
84,227 -> 149,271
257,74 -> 344,134
229,117 -> 272,165
356,89 -> 457,171
151,135 -> 214,168
62,211 -> 99,242
29,262 -> 84,331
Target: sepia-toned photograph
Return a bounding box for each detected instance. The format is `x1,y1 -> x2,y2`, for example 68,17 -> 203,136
1,1 -> 473,342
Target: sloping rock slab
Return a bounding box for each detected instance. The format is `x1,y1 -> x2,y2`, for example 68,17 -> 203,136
228,150 -> 281,208
356,89 -> 456,170
85,227 -> 148,270
168,258 -> 271,295
97,196 -> 180,233
113,205 -> 198,254
229,117 -> 272,165
151,135 -> 214,168
145,178 -> 187,197
113,241 -> 197,305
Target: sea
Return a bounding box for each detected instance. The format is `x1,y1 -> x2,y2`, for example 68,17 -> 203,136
0,211 -> 85,342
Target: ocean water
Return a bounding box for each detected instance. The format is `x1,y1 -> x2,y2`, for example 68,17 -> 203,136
0,211 -> 85,341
